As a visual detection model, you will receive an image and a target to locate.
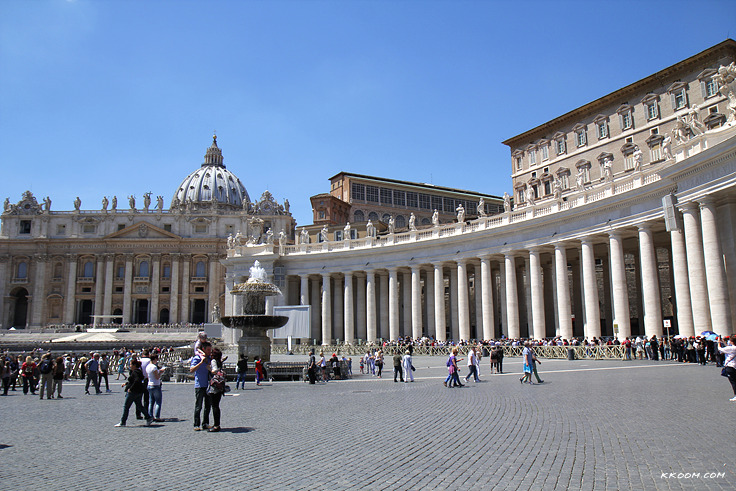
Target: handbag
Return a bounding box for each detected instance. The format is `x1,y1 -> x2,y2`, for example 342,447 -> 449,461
721,367 -> 729,377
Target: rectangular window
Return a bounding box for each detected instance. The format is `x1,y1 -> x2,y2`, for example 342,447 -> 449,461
117,224 -> 125,231
318,211 -> 325,219
443,197 -> 455,213
704,79 -> 718,98
582,168 -> 590,182
620,112 -> 632,130
529,149 -> 537,165
406,192 -> 418,208
418,193 -> 431,210
393,190 -> 405,207
163,265 -> 171,278
194,224 -> 208,234
540,145 -> 549,161
351,183 -> 365,201
83,224 -> 96,234
163,224 -> 172,232
560,174 -> 569,189
515,157 -> 522,170
576,130 -> 586,147
646,103 -> 658,120
365,185 -> 379,203
543,180 -> 551,195
117,266 -> 125,279
673,90 -> 686,110
624,155 -> 635,171
431,196 -> 442,211
556,139 -> 566,155
650,144 -> 662,162
597,121 -> 608,139
334,230 -> 343,241
56,224 -> 66,235
19,220 -> 32,234
517,189 -> 525,203
379,188 -> 392,205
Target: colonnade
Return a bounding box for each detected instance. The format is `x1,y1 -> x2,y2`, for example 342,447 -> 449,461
281,199 -> 734,344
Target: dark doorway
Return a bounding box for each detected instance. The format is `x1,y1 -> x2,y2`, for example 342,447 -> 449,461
159,308 -> 170,324
112,308 -> 123,324
135,299 -> 149,324
192,299 -> 206,324
10,288 -> 29,328
77,300 -> 93,325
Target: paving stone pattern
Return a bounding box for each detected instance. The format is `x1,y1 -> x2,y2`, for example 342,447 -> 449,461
1,356 -> 733,490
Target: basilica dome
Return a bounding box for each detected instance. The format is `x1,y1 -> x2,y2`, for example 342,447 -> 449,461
171,136 -> 250,209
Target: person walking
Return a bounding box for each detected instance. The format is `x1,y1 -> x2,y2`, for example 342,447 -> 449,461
84,353 -> 101,394
717,336 -> 736,402
190,341 -> 212,431
254,356 -> 265,386
464,347 -> 480,383
115,359 -> 152,427
116,354 -> 127,380
99,353 -> 111,392
235,354 -> 248,390
531,349 -> 544,384
307,349 -> 317,384
393,351 -> 404,382
1,358 -> 11,396
52,356 -> 65,398
375,351 -> 384,378
21,355 -> 36,395
402,350 -> 414,383
38,353 -> 54,399
520,342 -> 534,385
146,353 -> 164,422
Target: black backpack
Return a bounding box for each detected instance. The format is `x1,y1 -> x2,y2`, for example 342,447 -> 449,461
39,359 -> 53,374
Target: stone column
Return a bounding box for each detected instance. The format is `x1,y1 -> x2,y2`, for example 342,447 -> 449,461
169,254 -> 180,324
449,266 -> 459,341
0,256 -> 7,328
669,226 -> 694,337
344,272 -> 354,344
433,264 -> 446,342
581,239 -> 600,339
30,255 -> 47,327
411,265 -> 422,340
208,255 -> 218,323
457,259 -> 470,342
681,203 -> 711,332
543,260 -> 556,336
499,263 -> 508,337
366,270 -> 377,343
122,254 -> 134,324
716,200 -> 736,331
333,275 -> 344,342
529,248 -> 545,340
425,268 -> 435,336
94,255 -> 105,317
180,255 -> 190,324
310,276 -> 321,342
638,224 -> 662,337
523,256 -> 532,337
321,273 -> 331,345
504,254 -> 520,339
474,266 -> 482,340
150,254 -> 161,323
480,256 -> 495,341
300,276 -> 309,306
103,254 -> 114,317
608,231 -> 631,341
63,254 -> 77,325
356,273 -> 366,342
402,271 -> 411,337
571,257 -> 583,335
699,198 -> 733,334
379,273 -> 389,340
388,268 -> 399,341
554,244 -> 573,341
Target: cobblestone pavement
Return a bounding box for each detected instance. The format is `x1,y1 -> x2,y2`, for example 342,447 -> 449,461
1,356 -> 733,490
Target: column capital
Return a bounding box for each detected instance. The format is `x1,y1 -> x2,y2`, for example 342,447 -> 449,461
679,201 -> 699,214
151,253 -> 162,261
698,196 -> 716,209
170,253 -> 181,260
0,255 -> 9,263
34,254 -> 49,262
66,253 -> 78,261
607,229 -> 625,240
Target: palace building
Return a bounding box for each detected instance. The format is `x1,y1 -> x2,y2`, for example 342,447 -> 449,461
225,40 -> 736,344
0,136 -> 295,328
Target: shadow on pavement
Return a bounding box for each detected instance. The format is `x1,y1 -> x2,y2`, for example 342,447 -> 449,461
220,427 -> 255,434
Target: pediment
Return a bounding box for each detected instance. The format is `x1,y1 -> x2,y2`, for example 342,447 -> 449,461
104,221 -> 181,240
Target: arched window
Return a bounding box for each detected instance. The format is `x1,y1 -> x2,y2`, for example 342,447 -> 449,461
139,261 -> 149,278
17,261 -> 27,279
53,262 -> 63,278
162,264 -> 171,279
382,214 -> 391,223
353,210 -> 365,222
395,215 -> 406,229
195,261 -> 206,277
368,212 -> 379,222
83,261 -> 94,278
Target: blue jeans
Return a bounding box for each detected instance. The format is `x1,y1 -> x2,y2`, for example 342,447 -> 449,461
235,372 -> 247,389
121,391 -> 149,425
148,385 -> 162,419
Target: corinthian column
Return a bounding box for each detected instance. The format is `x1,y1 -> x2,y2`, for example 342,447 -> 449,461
457,259 -> 470,342
63,254 -> 77,325
366,270 -> 376,343
321,273 -> 331,345
356,273 -> 366,342
699,198 -> 733,334
411,265 -> 422,340
388,268 -> 399,341
554,244 -> 573,341
94,255 -> 105,317
480,256 -> 494,340
681,203 -> 711,332
433,264 -> 446,342
504,254 -> 520,339
150,254 -> 161,323
344,272 -> 354,344
169,254 -> 180,324
608,232 -> 631,341
669,226 -> 694,337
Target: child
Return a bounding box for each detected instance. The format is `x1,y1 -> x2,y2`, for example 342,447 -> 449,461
254,356 -> 264,386
359,357 -> 364,374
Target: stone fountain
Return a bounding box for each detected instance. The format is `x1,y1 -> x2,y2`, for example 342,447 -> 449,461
221,260 -> 288,362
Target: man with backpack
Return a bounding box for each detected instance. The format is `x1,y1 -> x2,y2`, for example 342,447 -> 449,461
85,353 -> 101,394
38,353 -> 54,399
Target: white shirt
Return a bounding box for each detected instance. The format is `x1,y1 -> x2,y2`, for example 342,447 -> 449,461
467,350 -> 476,367
140,357 -> 151,379
146,363 -> 161,387
719,345 -> 736,369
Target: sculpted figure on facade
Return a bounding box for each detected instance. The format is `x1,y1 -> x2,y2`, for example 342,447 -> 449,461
265,227 -> 274,244
687,105 -> 706,135
525,187 -> 535,206
211,304 -> 221,323
143,192 -> 152,211
477,197 -> 486,217
431,209 -> 439,227
111,196 -> 117,211
672,116 -> 690,144
344,222 -> 351,240
409,213 -> 417,231
714,62 -> 736,121
633,146 -> 643,171
320,225 -> 328,243
366,220 -> 375,238
227,233 -> 235,249
284,199 -> 290,214
102,196 -> 109,211
503,192 -> 511,212
128,195 -> 136,211
662,134 -> 673,160
553,178 -> 562,200
234,231 -> 244,246
456,203 -> 465,222
278,230 -> 286,255
43,196 -> 51,212
576,169 -> 586,191
3,198 -> 9,213
603,158 -> 614,182
74,196 -> 81,211
300,227 -> 310,244
388,216 -> 395,234
156,195 -> 164,212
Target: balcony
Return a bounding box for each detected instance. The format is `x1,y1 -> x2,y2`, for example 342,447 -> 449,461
190,276 -> 208,284
133,276 -> 150,283
76,276 -> 95,283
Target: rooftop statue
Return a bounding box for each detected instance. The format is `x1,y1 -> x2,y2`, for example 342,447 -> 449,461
102,196 -> 109,211
111,196 -> 117,210
74,196 -> 81,211
477,197 -> 486,218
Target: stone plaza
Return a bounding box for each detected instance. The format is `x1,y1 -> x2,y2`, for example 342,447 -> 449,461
1,355 -> 733,490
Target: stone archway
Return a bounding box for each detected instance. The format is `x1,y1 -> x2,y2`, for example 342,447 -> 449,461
9,287 -> 29,329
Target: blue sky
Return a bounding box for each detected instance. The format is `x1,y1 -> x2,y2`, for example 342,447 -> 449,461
1,0 -> 735,226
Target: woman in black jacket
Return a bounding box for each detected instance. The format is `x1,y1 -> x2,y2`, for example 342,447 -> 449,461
115,359 -> 151,427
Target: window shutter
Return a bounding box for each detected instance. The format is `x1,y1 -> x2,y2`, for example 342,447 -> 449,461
670,92 -> 676,111
700,80 -> 706,99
